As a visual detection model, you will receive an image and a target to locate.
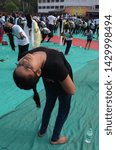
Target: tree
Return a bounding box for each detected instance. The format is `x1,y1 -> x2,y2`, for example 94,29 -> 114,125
21,0 -> 37,13
3,1 -> 19,12
0,0 -> 37,14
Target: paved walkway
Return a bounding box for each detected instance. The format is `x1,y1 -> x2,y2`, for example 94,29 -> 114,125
50,35 -> 99,51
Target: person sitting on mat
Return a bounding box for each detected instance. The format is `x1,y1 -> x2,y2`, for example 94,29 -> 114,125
13,46 -> 76,145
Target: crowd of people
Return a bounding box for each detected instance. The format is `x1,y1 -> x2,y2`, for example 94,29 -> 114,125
0,12 -> 99,55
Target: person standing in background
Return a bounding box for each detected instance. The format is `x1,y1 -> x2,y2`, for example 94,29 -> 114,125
57,15 -> 63,35
0,14 -> 5,44
24,14 -> 42,48
47,13 -> 56,35
84,27 -> 93,49
40,27 -> 53,43
64,30 -> 73,55
3,22 -> 29,61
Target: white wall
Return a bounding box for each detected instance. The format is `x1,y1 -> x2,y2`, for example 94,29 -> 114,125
37,0 -> 99,13
65,0 -> 99,6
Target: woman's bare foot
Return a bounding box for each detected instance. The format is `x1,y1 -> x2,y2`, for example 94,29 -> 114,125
50,136 -> 68,145
38,131 -> 46,137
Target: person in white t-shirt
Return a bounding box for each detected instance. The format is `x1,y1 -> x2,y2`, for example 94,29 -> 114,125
3,22 -> 29,61
47,14 -> 56,35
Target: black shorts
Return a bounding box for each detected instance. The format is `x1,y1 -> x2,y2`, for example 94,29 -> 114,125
87,39 -> 92,42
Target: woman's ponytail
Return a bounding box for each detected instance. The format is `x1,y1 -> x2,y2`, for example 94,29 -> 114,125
32,86 -> 41,108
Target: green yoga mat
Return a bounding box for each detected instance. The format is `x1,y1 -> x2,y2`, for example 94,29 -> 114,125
0,35 -> 99,150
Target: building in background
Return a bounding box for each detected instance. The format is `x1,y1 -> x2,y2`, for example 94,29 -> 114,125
37,0 -> 65,14
37,0 -> 99,18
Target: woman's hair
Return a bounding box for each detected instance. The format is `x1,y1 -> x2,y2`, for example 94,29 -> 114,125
13,69 -> 41,107
25,14 -> 32,28
3,26 -> 12,34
